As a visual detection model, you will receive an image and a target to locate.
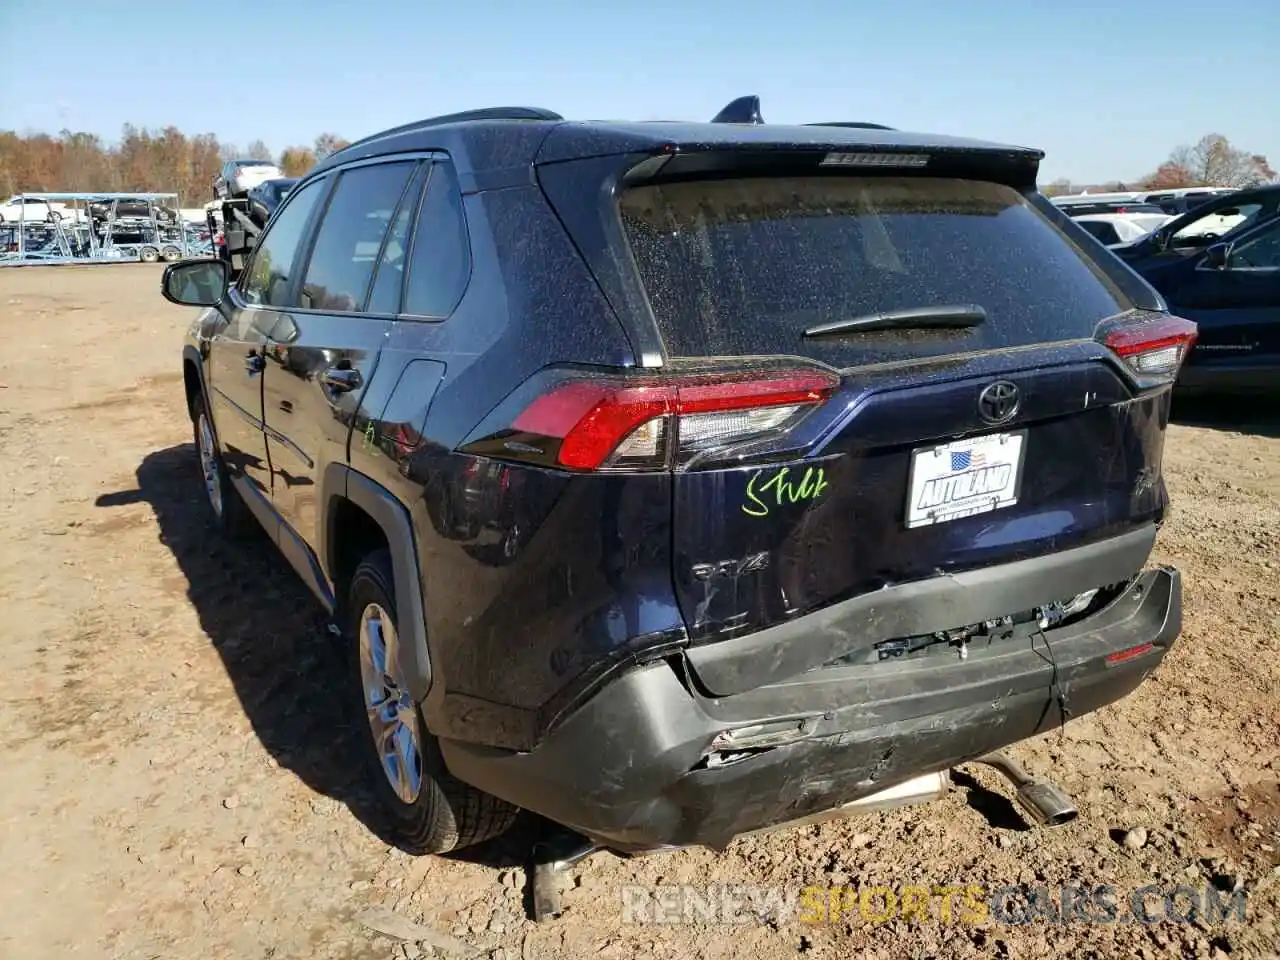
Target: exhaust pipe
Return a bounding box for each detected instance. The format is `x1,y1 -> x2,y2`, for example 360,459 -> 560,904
742,770 -> 951,838
972,752 -> 1078,827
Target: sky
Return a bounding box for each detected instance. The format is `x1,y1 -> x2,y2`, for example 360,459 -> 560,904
2,0 -> 1277,185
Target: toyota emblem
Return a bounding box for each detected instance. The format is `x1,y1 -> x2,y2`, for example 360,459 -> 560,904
977,381 -> 1020,425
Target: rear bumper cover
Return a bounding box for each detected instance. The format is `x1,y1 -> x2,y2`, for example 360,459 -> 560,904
442,553 -> 1181,852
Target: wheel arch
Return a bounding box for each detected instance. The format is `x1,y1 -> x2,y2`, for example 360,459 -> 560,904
182,345 -> 205,419
322,463 -> 433,703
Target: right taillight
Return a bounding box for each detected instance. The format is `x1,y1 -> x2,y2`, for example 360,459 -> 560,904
1102,314 -> 1198,382
464,367 -> 839,472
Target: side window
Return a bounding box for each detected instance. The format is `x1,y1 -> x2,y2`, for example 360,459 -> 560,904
403,161 -> 471,318
240,178 -> 324,307
1227,221 -> 1280,270
299,161 -> 417,313
366,166 -> 428,315
1172,202 -> 1263,246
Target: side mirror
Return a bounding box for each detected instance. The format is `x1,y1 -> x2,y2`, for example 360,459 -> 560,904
162,258 -> 229,306
1204,242 -> 1232,270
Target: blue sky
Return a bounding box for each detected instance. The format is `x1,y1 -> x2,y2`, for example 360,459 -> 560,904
2,0 -> 1277,184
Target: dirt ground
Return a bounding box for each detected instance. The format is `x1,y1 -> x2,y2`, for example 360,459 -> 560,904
1,265 -> 1278,960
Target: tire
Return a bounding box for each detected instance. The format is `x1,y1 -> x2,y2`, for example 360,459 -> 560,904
139,245 -> 160,263
161,245 -> 182,262
190,391 -> 255,537
346,549 -> 517,854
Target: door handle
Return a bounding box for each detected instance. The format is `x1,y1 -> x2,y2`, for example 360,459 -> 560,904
320,367 -> 362,393
244,353 -> 265,375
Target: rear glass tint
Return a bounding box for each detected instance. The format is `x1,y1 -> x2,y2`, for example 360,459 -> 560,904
619,177 -> 1135,365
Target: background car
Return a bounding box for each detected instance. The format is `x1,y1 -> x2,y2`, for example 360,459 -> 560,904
1073,212 -> 1173,246
0,195 -> 68,223
1134,216 -> 1280,397
214,159 -> 285,200
1112,184 -> 1280,273
1136,187 -> 1236,217
86,198 -> 178,223
246,177 -> 298,223
1050,197 -> 1168,218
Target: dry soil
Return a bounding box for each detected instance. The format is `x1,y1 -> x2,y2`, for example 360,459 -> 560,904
1,266 -> 1278,959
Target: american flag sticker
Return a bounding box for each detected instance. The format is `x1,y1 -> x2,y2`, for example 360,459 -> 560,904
950,450 -> 987,472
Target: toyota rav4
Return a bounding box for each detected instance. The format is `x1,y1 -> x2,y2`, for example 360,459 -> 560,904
164,98 -> 1188,858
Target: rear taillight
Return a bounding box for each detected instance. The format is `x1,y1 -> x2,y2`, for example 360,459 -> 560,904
469,369 -> 839,472
1102,314 -> 1198,382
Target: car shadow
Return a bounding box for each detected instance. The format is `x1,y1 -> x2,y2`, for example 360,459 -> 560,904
949,769 -> 1029,832
95,442 -> 560,875
1171,395 -> 1280,439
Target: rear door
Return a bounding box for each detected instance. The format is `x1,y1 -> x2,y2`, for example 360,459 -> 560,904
1172,218 -> 1280,383
614,174 -> 1178,665
260,158 -> 425,560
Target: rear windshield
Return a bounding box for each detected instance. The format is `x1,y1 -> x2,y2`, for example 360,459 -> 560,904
619,177 -> 1135,365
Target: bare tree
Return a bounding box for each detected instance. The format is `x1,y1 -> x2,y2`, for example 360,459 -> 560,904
1169,134 -> 1273,188
313,133 -> 350,161
246,139 -> 273,161
1042,178 -> 1075,197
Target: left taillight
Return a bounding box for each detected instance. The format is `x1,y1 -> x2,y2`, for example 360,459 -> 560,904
462,368 -> 839,472
1101,314 -> 1198,383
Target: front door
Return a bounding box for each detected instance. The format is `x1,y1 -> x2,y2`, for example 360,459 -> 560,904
216,175 -> 328,506
260,158 -> 425,558
204,303 -> 272,502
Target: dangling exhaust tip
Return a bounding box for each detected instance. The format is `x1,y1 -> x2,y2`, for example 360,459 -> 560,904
971,751 -> 1079,828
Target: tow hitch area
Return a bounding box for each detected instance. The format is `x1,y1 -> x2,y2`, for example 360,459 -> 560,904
525,756 -> 1078,921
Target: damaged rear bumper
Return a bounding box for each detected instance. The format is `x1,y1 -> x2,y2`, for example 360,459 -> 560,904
441,564 -> 1181,852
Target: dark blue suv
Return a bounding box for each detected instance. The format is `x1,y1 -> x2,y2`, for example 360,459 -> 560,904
163,101 -> 1188,858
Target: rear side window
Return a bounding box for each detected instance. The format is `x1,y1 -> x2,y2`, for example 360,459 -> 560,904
619,177 -> 1135,364
300,161 -> 417,313
403,161 -> 471,318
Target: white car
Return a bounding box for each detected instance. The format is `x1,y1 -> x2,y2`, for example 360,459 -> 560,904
0,196 -> 70,224
213,160 -> 285,200
1073,213 -> 1173,247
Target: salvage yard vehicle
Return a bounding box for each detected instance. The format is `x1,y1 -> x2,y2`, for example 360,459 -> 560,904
0,195 -> 68,223
164,97 -> 1189,891
213,159 -> 284,201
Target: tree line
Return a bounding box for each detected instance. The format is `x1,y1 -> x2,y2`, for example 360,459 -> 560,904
1,125 -> 1273,206
0,126 -> 351,206
1042,133 -> 1275,197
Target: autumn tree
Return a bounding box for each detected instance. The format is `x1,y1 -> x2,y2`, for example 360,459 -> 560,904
1139,162 -> 1195,191
1166,134 -> 1273,188
279,146 -> 318,177
1042,178 -> 1075,197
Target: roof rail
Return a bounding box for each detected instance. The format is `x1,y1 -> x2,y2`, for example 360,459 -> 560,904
805,121 -> 896,131
333,107 -> 564,156
711,95 -> 764,124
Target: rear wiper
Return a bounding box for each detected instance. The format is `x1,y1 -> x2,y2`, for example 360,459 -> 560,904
803,304 -> 987,338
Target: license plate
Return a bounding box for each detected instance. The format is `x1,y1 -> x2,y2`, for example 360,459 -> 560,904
905,430 -> 1026,529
